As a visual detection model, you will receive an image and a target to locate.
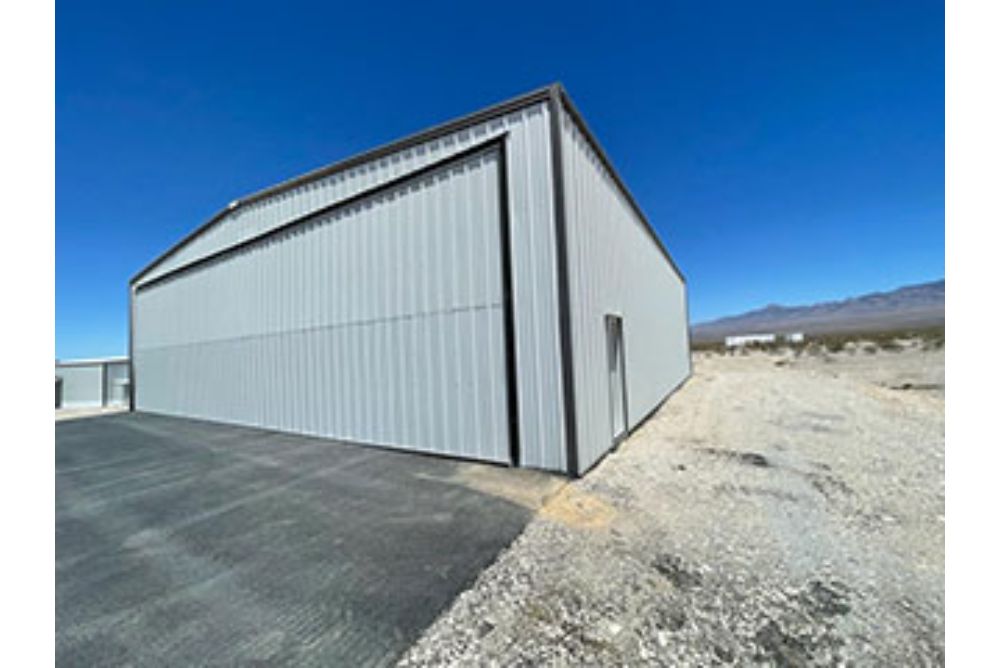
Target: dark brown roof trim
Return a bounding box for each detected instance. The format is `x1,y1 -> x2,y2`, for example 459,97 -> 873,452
552,85 -> 687,284
134,136 -> 507,293
132,83 -> 686,288
131,85 -> 553,286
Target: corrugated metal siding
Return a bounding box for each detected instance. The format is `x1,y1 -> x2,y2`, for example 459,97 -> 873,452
57,364 -> 104,408
505,106 -> 565,471
136,147 -> 513,463
560,109 -> 691,474
135,102 -> 565,471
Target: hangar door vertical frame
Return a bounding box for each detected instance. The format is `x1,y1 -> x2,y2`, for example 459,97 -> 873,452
131,139 -> 523,466
496,142 -> 522,467
549,85 -> 692,477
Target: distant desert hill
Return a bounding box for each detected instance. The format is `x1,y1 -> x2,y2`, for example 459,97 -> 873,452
691,279 -> 944,343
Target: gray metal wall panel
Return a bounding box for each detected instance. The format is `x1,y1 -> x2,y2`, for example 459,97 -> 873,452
135,149 -> 512,463
506,106 -> 565,471
135,103 -> 566,472
560,109 -> 691,474
56,364 -> 104,407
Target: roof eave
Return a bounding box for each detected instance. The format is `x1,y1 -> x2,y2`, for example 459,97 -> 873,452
130,84 -> 556,286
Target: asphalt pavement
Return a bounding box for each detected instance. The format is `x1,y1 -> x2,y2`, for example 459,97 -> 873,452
56,412 -> 536,666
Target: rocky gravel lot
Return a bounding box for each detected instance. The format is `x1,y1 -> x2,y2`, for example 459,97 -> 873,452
399,345 -> 945,666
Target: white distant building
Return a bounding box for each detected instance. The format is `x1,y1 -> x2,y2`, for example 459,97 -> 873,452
783,332 -> 805,344
725,333 -> 776,348
56,357 -> 130,409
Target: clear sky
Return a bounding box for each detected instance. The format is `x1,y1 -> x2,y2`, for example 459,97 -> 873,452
56,0 -> 943,359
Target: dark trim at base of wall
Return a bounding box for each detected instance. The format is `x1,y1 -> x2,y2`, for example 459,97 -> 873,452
576,370 -> 694,478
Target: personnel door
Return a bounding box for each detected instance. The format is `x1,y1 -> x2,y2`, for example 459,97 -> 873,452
606,315 -> 627,443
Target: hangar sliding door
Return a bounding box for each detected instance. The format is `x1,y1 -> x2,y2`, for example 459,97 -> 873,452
133,142 -> 515,464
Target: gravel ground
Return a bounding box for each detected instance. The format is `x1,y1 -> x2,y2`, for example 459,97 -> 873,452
399,345 -> 945,666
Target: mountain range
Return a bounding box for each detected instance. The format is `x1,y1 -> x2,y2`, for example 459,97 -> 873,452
691,279 -> 944,343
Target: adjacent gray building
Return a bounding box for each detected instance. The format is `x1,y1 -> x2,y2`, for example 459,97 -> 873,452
56,357 -> 130,409
129,84 -> 690,476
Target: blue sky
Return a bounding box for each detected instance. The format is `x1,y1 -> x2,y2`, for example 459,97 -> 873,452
56,0 -> 943,359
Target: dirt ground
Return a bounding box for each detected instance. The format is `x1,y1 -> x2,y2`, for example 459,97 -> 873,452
399,344 -> 945,666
